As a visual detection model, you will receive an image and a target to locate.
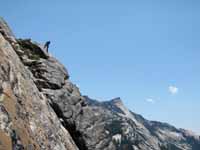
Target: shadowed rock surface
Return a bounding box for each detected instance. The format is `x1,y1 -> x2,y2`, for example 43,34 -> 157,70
0,18 -> 200,150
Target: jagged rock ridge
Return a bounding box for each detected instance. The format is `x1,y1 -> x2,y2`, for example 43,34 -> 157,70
86,97 -> 200,150
0,17 -> 200,150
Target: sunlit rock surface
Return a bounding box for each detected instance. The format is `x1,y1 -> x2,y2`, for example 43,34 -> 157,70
0,17 -> 78,150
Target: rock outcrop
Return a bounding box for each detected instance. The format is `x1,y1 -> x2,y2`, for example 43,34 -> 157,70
0,17 -> 78,150
0,17 -> 200,150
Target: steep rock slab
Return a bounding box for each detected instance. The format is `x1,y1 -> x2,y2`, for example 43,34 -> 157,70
16,38 -> 88,149
0,21 -> 78,150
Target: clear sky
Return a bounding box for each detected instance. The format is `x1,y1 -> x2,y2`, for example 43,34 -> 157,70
1,0 -> 200,134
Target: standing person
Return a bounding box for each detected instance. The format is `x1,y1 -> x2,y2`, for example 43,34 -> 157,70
44,41 -> 50,53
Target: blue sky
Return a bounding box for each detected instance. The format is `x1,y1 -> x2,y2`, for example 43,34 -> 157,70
1,0 -> 200,134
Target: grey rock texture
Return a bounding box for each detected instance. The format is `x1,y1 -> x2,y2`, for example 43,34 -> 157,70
15,38 -> 87,149
85,97 -> 200,150
0,17 -> 200,150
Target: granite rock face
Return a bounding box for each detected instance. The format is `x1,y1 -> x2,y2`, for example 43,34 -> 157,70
0,17 -> 78,150
0,17 -> 200,150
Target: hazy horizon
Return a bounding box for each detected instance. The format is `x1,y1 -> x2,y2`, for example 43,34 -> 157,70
1,0 -> 200,134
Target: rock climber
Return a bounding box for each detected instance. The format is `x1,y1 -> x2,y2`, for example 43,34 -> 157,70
44,41 -> 51,53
